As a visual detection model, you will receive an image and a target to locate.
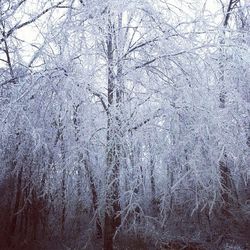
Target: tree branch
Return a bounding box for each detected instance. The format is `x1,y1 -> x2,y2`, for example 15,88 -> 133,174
223,0 -> 240,27
128,109 -> 162,132
0,1 -> 66,43
87,87 -> 109,115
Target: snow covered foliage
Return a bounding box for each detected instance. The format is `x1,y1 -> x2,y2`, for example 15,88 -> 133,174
0,0 -> 249,249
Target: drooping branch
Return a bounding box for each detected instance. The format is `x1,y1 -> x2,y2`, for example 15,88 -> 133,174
87,86 -> 109,115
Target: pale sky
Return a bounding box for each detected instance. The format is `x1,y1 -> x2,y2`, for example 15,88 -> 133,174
1,0 -> 225,67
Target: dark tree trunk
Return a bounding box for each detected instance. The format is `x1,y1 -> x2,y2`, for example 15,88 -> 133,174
84,155 -> 103,238
8,166 -> 23,246
218,0 -> 240,214
55,112 -> 67,239
149,143 -> 156,213
103,13 -> 122,250
61,168 -> 66,238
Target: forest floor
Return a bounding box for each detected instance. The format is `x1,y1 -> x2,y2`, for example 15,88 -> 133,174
2,234 -> 248,250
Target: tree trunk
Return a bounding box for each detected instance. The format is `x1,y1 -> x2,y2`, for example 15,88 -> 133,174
86,159 -> 103,237
103,12 -> 122,250
61,168 -> 66,238
149,143 -> 156,214
8,166 -> 23,246
55,112 -> 67,238
218,0 -> 240,213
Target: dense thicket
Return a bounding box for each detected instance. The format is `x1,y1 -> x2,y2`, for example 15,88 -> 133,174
0,0 -> 249,249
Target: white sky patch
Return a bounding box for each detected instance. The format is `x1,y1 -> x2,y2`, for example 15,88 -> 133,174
0,0 -> 233,68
